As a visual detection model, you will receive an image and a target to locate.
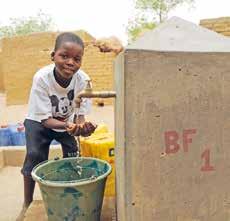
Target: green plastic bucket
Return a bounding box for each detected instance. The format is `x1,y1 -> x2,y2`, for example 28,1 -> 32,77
31,157 -> 112,221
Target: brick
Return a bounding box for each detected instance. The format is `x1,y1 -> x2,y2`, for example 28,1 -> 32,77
200,17 -> 230,38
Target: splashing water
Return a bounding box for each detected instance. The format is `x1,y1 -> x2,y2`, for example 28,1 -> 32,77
75,165 -> 83,177
90,175 -> 97,180
75,108 -> 80,123
39,158 -> 100,182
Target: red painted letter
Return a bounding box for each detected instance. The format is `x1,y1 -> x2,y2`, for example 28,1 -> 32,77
201,148 -> 215,172
183,129 -> 196,152
165,131 -> 180,154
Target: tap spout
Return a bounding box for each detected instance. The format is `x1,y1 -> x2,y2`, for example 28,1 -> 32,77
75,80 -> 116,108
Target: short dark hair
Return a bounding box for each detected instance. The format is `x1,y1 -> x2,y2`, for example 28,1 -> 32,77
54,32 -> 84,51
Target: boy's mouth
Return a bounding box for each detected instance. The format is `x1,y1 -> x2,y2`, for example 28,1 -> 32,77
63,68 -> 76,74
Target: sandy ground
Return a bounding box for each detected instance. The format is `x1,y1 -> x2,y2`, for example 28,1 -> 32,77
0,167 -> 42,221
0,93 -> 114,221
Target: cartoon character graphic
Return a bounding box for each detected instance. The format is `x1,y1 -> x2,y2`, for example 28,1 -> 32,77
49,90 -> 74,120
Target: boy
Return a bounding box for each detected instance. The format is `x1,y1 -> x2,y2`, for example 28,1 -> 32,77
17,32 -> 96,220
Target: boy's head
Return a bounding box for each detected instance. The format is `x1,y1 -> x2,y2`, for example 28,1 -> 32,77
51,32 -> 84,79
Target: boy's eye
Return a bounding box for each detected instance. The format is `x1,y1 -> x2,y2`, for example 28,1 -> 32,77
61,54 -> 68,59
74,57 -> 81,63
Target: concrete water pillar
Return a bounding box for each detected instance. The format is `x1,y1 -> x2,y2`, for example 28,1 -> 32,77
115,17 -> 230,221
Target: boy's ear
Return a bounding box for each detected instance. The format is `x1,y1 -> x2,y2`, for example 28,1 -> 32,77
51,51 -> 55,61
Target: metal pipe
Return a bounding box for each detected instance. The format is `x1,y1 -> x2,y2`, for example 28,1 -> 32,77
75,80 -> 116,108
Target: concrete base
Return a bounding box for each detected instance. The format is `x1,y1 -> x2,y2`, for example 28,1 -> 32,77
24,197 -> 116,221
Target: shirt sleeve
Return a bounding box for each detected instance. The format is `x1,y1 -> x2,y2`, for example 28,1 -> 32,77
28,75 -> 52,121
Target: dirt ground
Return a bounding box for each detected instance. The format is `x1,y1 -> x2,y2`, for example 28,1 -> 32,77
0,93 -> 114,221
0,167 -> 42,221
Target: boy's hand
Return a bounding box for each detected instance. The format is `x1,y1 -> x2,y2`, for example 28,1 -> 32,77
81,122 -> 97,137
66,122 -> 97,137
66,122 -> 81,136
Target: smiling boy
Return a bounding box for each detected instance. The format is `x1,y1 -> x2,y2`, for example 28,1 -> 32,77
17,32 -> 96,220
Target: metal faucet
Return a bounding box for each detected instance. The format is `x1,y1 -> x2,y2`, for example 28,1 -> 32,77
75,79 -> 116,108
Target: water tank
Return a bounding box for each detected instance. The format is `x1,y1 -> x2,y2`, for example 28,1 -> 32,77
115,17 -> 230,221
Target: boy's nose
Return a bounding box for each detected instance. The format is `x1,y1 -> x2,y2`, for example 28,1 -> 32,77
66,58 -> 74,65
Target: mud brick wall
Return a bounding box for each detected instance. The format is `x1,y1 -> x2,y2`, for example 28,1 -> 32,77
1,32 -> 55,104
82,44 -> 116,105
0,40 -> 4,92
0,52 -> 4,92
200,17 -> 230,37
0,30 -> 117,105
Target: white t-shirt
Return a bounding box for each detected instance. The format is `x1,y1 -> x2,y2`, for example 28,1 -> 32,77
26,64 -> 91,131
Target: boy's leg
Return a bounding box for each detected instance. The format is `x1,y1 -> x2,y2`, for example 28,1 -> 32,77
16,174 -> 37,221
53,131 -> 79,158
20,120 -> 52,213
23,175 -> 35,207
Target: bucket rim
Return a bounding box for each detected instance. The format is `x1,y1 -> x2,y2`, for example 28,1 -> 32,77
31,157 -> 112,187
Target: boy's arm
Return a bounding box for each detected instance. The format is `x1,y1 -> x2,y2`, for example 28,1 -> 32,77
41,118 -> 69,130
42,115 -> 86,130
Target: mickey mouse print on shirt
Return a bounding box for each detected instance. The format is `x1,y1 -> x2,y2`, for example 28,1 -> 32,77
49,89 -> 75,121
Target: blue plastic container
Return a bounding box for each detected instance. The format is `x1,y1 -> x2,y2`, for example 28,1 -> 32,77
1,123 -> 61,146
0,127 -> 12,146
9,123 -> 26,146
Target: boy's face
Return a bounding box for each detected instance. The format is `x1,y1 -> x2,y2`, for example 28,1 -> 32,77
51,42 -> 84,79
